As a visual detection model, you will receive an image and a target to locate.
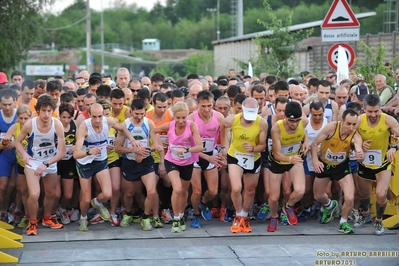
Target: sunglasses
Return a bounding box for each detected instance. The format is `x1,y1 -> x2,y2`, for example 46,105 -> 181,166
131,89 -> 141,92
326,76 -> 335,79
143,84 -> 150,86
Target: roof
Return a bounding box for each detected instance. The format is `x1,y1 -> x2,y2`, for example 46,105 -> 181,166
212,12 -> 376,45
142,39 -> 159,42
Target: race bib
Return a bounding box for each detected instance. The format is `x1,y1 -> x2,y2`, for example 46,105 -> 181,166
107,136 -> 115,146
202,138 -> 215,153
0,132 -> 5,139
267,138 -> 273,152
235,151 -> 254,170
88,142 -> 107,159
281,142 -> 301,155
63,144 -> 73,160
34,144 -> 56,160
160,135 -> 169,142
171,145 -> 191,159
349,149 -> 356,160
325,148 -> 346,163
363,149 -> 382,166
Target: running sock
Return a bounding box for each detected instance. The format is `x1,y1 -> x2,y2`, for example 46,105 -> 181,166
80,215 -> 87,220
242,211 -> 248,218
59,206 -> 66,212
93,197 -> 101,206
340,218 -> 347,224
179,213 -> 184,219
142,213 -> 149,219
359,197 -> 370,212
325,199 -> 333,210
173,216 -> 180,221
376,201 -> 387,220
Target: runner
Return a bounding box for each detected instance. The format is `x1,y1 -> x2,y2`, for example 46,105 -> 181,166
189,90 -> 226,228
311,108 -> 363,234
224,97 -> 267,233
115,99 -> 163,230
356,94 -> 399,235
73,103 -> 137,232
153,102 -> 203,233
267,101 -> 308,232
15,95 -> 66,236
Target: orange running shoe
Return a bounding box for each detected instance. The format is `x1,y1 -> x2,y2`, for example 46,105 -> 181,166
27,220 -> 38,236
230,216 -> 242,233
211,207 -> 220,218
42,215 -> 63,229
219,207 -> 226,222
241,217 -> 252,233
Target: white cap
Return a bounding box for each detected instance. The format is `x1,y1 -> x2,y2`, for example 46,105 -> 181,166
242,105 -> 258,121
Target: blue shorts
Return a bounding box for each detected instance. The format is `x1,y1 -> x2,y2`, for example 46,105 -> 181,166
350,160 -> 358,174
261,151 -> 269,168
121,156 -> 154,182
76,159 -> 108,179
303,157 -> 315,176
0,151 -> 17,177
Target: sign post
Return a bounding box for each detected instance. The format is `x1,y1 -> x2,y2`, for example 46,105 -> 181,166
321,0 -> 360,43
327,43 -> 355,71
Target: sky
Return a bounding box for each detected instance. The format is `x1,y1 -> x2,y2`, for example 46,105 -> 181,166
49,0 -> 166,13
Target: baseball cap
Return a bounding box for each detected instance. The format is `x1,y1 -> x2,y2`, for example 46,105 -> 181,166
0,72 -> 8,84
356,84 -> 369,101
242,105 -> 258,121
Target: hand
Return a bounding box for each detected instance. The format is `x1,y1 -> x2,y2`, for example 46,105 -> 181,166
386,148 -> 396,163
135,154 -> 143,163
34,163 -> 47,176
217,152 -> 227,167
356,150 -> 364,162
313,159 -> 324,173
89,147 -> 102,155
301,143 -> 309,155
162,140 -> 169,149
4,142 -> 15,151
242,142 -> 254,152
176,147 -> 186,157
130,140 -> 143,149
151,145 -> 163,152
136,147 -> 151,157
106,144 -> 114,152
362,140 -> 372,151
69,146 -> 75,154
206,154 -> 224,168
290,155 -> 303,165
23,154 -> 33,167
158,163 -> 167,178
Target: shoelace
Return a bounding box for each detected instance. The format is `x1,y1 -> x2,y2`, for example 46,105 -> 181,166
270,218 -> 277,227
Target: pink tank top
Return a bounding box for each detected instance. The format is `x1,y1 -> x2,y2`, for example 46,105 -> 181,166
165,120 -> 198,166
193,110 -> 220,152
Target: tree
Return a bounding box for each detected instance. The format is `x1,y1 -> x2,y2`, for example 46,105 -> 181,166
0,0 -> 53,71
251,1 -> 313,78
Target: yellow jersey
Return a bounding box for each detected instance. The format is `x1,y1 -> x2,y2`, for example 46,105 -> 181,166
270,119 -> 304,165
107,127 -> 119,164
228,114 -> 261,167
320,121 -> 355,166
358,113 -> 390,169
15,123 -> 28,167
112,105 -> 128,124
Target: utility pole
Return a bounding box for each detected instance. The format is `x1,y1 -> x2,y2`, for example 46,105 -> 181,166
86,0 -> 92,73
217,0 -> 220,40
237,0 -> 243,36
101,0 -> 104,73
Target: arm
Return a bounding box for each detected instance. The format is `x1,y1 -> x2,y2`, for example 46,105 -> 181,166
302,103 -> 310,117
124,107 -> 131,118
15,120 -> 32,166
379,88 -> 393,106
242,118 -> 268,153
332,101 -> 339,121
223,114 -> 235,129
73,122 -> 90,160
1,124 -> 16,150
351,132 -> 364,162
386,115 -> 399,136
270,124 -> 288,162
48,120 -> 66,165
217,112 -> 227,156
148,120 -> 162,152
153,122 -> 170,134
114,130 -> 132,155
107,117 -> 136,147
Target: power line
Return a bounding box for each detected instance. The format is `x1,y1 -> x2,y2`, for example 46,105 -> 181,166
44,16 -> 87,31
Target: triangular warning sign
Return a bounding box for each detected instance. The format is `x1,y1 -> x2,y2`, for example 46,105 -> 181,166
321,0 -> 360,28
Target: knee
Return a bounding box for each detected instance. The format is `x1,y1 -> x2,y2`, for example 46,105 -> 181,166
191,188 -> 201,197
283,187 -> 292,198
208,188 -> 218,198
112,188 -> 120,196
45,189 -> 56,198
344,195 -> 354,206
146,190 -> 156,200
173,188 -> 183,197
102,190 -> 112,200
29,191 -> 40,201
376,191 -> 388,203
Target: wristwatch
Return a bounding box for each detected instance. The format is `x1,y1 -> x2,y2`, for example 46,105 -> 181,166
391,144 -> 398,151
86,148 -> 91,155
184,146 -> 190,153
42,161 -> 50,167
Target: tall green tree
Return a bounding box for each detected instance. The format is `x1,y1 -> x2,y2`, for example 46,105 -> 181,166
0,0 -> 53,71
